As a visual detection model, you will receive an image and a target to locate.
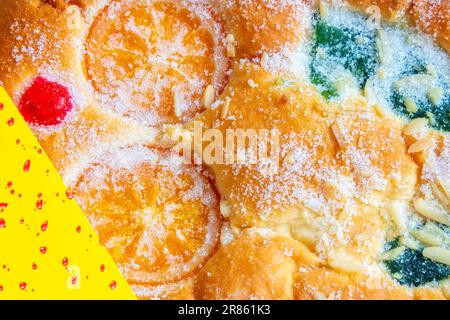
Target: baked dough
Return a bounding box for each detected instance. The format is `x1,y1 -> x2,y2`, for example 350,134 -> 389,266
0,0 -> 449,299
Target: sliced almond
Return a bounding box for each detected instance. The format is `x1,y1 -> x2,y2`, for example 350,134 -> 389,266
226,34 -> 236,58
373,104 -> 385,118
414,198 -> 450,226
386,202 -> 407,233
284,150 -> 296,165
440,279 -> 450,299
400,236 -> 421,250
377,68 -> 386,79
220,199 -> 232,218
172,86 -> 183,117
403,118 -> 428,136
247,79 -> 258,88
328,248 -> 366,273
423,247 -> 450,266
395,74 -> 435,91
376,28 -> 389,64
260,52 -> 269,68
408,138 -> 431,154
220,98 -> 231,120
431,182 -> 450,207
330,121 -> 347,149
410,229 -> 442,247
426,112 -> 436,125
378,246 -> 405,261
436,177 -> 450,200
319,0 -> 329,19
203,85 -> 215,109
423,222 -> 450,245
428,86 -> 443,106
404,96 -> 418,113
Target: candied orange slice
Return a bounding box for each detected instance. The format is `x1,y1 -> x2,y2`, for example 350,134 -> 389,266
86,0 -> 228,126
72,146 -> 221,284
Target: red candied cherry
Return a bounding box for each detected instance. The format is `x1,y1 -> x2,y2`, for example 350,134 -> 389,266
19,77 -> 73,126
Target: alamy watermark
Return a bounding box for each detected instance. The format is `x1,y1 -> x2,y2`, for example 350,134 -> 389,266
171,121 -> 281,174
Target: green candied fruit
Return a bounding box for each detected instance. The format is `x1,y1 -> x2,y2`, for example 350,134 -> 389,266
310,63 -> 338,99
383,237 -> 450,287
390,92 -> 450,131
398,53 -> 428,78
309,18 -> 378,100
387,47 -> 450,132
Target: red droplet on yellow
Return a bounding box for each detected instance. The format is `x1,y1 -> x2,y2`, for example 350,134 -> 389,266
23,159 -> 31,172
40,221 -> 48,231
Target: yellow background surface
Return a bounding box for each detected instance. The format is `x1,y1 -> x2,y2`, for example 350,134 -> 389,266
0,87 -> 136,299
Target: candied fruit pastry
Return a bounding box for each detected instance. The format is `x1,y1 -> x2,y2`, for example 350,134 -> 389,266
0,0 -> 449,300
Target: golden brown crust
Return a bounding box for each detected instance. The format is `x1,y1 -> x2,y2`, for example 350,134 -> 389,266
194,230 -> 413,300
407,0 -> 450,53
294,267 -> 413,300
345,0 -> 412,20
189,62 -> 446,300
219,0 -> 309,58
194,231 -> 321,300
0,0 -> 88,99
38,107 -> 156,181
193,63 -> 417,228
413,288 -> 447,300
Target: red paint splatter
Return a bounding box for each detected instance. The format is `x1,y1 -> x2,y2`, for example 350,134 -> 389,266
76,225 -> 81,233
0,285 -> 3,291
71,276 -> 78,285
6,181 -> 12,188
10,190 -> 14,195
100,264 -> 105,272
32,263 -> 37,270
36,199 -> 43,210
40,220 -> 48,231
0,103 -> 3,110
19,77 -> 73,126
23,159 -> 31,172
37,148 -> 42,154
7,118 -> 14,126
39,246 -> 47,254
62,257 -> 68,266
19,282 -> 27,290
109,281 -> 117,290
66,188 -> 74,200
37,193 -> 42,198
0,203 -> 7,209
20,218 -> 24,224
15,139 -> 20,145
0,218 -> 5,228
